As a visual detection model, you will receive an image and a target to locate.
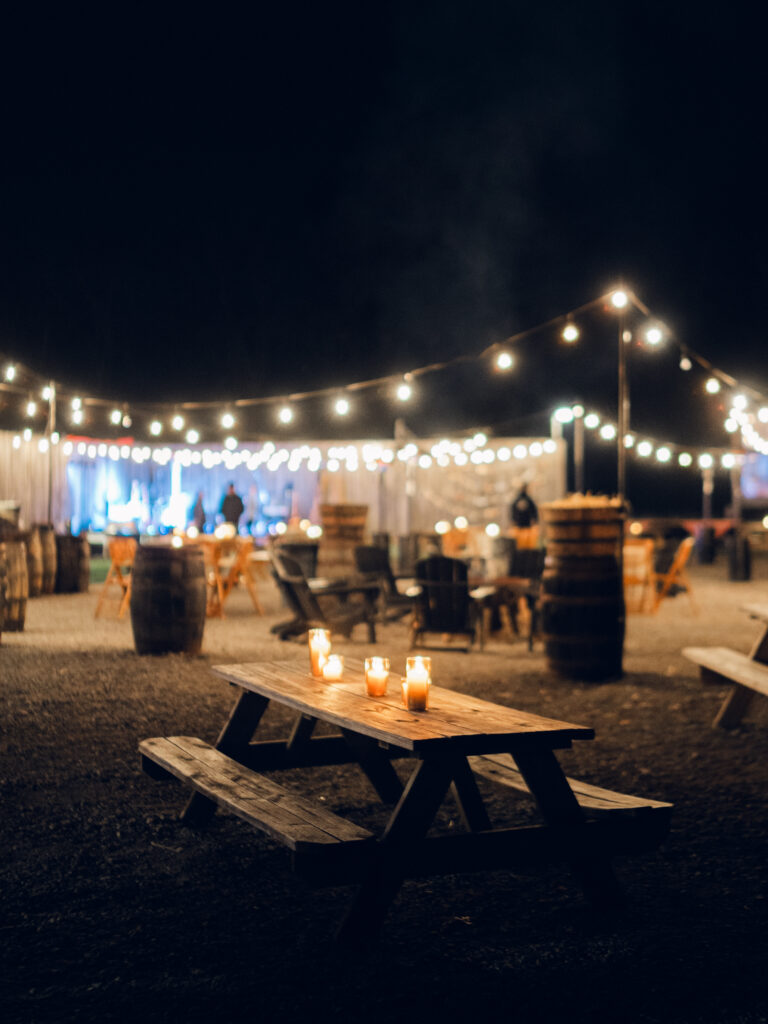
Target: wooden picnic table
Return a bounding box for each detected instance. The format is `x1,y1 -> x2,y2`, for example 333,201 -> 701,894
140,659 -> 671,942
684,602 -> 768,728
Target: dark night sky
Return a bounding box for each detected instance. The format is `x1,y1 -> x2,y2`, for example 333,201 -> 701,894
1,3 -> 766,509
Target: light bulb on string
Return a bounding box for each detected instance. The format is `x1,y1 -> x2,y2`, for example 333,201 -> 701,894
705,378 -> 721,394
698,453 -> 714,469
172,414 -> 184,431
724,418 -> 739,433
72,397 -> 82,410
72,408 -> 84,425
186,429 -> 199,444
150,420 -> 162,436
5,364 -> 16,381
278,405 -> 293,425
334,397 -> 350,416
110,408 -> 121,425
645,326 -> 663,346
495,350 -> 514,370
679,356 -> 692,371
611,290 -> 629,309
221,412 -> 235,429
678,452 -> 693,467
26,399 -> 36,417
561,323 -> 579,343
655,446 -> 672,463
758,407 -> 768,423
732,394 -> 748,411
396,380 -> 412,401
41,385 -> 52,400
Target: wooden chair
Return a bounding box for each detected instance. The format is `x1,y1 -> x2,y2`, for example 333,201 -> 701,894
353,544 -> 413,621
623,537 -> 655,613
94,536 -> 137,618
269,551 -> 377,642
652,536 -> 696,613
409,554 -> 485,652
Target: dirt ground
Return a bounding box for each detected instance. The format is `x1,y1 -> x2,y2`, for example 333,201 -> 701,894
2,555 -> 768,1024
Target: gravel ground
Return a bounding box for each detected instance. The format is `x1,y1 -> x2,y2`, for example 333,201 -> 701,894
2,557 -> 768,1024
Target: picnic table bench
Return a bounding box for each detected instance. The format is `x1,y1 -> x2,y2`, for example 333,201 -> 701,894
140,659 -> 671,942
683,602 -> 768,728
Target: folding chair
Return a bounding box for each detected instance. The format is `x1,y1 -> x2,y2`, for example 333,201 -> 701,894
94,536 -> 137,618
652,536 -> 696,613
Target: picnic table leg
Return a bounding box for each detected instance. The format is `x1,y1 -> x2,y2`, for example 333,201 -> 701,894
340,728 -> 404,804
182,690 -> 270,826
511,745 -> 624,912
450,755 -> 492,831
712,683 -> 756,729
336,757 -> 453,945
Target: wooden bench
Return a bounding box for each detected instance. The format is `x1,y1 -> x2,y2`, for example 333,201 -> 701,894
469,753 -> 672,844
140,736 -> 374,878
682,646 -> 768,728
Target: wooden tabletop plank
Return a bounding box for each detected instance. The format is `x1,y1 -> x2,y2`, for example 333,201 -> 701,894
212,661 -> 594,752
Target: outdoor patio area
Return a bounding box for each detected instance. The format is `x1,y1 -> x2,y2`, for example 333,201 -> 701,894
2,554 -> 768,1023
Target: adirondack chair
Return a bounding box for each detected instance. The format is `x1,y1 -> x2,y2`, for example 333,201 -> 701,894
653,536 -> 696,613
270,551 -> 377,642
408,554 -> 484,651
353,544 -> 414,622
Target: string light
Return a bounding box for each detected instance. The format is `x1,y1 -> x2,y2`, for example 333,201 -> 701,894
41,385 -> 52,400
655,446 -> 672,462
396,380 -> 412,401
334,397 -> 350,416
172,414 -> 184,430
150,420 -> 162,436
698,453 -> 714,469
72,397 -> 82,410
584,413 -> 600,429
637,441 -> 653,457
221,412 -> 235,429
599,424 -> 616,440
679,356 -> 692,371
186,429 -> 199,444
72,409 -> 84,425
495,350 -> 514,370
678,452 -> 693,467
705,378 -> 721,394
561,323 -> 579,342
110,408 -> 122,425
26,400 -> 36,417
611,290 -> 629,309
278,405 -> 293,424
5,364 -> 16,381
645,326 -> 663,346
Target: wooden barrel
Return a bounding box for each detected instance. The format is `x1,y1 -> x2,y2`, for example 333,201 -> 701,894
55,534 -> 91,593
0,538 -> 29,632
26,526 -> 44,597
130,545 -> 207,655
540,500 -> 625,682
36,524 -> 57,594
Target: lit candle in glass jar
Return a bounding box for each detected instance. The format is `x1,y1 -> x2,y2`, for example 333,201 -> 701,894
308,628 -> 331,677
364,656 -> 390,697
322,654 -> 344,681
404,656 -> 431,710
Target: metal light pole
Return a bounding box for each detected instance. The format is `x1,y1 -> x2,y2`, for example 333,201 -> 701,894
617,313 -> 629,503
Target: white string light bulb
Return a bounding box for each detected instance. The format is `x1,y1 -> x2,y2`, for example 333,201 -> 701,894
110,408 -> 121,424
26,400 -> 36,416
150,420 -> 162,436
221,412 -> 235,429
561,323 -> 579,342
611,290 -> 629,309
278,405 -> 293,424
5,364 -> 16,381
334,397 -> 350,416
172,414 -> 184,430
495,350 -> 514,370
705,378 -> 721,394
645,326 -> 663,346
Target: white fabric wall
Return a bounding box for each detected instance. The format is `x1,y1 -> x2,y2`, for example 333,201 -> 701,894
0,431 -> 70,529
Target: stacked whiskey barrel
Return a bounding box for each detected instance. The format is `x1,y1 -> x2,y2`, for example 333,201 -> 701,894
317,504 -> 368,576
540,496 -> 626,682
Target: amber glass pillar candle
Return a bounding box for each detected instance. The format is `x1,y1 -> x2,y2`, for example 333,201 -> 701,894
308,628 -> 331,677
